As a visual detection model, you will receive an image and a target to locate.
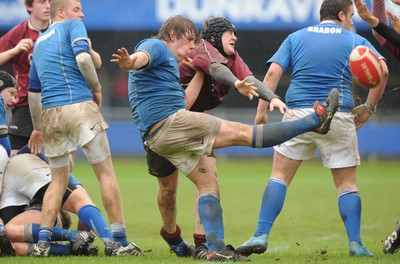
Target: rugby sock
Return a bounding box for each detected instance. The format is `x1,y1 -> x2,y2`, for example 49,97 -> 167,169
198,193 -> 225,252
338,190 -> 362,243
28,223 -> 75,242
111,223 -> 129,247
160,225 -> 183,246
193,233 -> 207,247
38,227 -> 52,244
252,113 -> 320,148
78,205 -> 113,244
254,179 -> 287,237
49,243 -> 71,255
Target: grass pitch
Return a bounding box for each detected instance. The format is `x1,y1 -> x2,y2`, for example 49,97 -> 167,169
9,157 -> 400,263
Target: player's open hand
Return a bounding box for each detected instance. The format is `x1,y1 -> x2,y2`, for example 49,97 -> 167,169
111,48 -> 137,71
269,97 -> 294,116
28,129 -> 45,154
387,10 -> 400,34
234,77 -> 258,100
354,0 -> 378,27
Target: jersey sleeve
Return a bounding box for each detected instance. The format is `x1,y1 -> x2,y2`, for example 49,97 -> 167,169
135,39 -> 165,69
0,26 -> 20,65
28,60 -> 41,92
267,36 -> 292,71
69,20 -> 89,55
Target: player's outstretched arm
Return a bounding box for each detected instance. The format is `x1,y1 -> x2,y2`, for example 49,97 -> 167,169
111,48 -> 149,71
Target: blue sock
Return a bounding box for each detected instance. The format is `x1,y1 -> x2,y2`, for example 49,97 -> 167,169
38,227 -> 52,244
31,223 -> 69,241
198,193 -> 225,252
49,243 -> 71,255
338,190 -> 361,243
78,205 -> 113,244
111,223 -> 129,247
254,179 -> 287,237
252,113 -> 320,148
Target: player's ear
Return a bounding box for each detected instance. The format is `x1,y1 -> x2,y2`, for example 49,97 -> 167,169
337,11 -> 345,22
57,7 -> 65,19
169,29 -> 176,42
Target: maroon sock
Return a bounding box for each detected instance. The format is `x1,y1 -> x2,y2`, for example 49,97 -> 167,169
193,233 -> 207,247
160,225 -> 183,245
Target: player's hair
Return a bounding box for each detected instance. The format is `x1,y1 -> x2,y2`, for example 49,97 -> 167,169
25,0 -> 34,14
156,15 -> 198,43
320,0 -> 353,22
50,0 -> 77,19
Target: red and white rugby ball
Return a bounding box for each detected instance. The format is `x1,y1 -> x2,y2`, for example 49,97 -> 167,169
349,45 -> 382,89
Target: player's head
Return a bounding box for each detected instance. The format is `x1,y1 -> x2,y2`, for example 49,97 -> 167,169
50,0 -> 84,21
0,71 -> 18,111
320,0 -> 354,30
156,15 -> 198,62
201,17 -> 237,57
156,15 -> 198,43
25,0 -> 50,22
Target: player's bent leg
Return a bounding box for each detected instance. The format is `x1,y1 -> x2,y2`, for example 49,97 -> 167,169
157,170 -> 179,234
83,133 -> 144,256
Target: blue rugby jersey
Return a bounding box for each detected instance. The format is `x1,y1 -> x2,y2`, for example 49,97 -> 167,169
128,38 -> 186,137
29,20 -> 93,110
268,21 -> 383,112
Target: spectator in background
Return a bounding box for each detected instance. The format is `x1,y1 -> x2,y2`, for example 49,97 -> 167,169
237,0 -> 388,257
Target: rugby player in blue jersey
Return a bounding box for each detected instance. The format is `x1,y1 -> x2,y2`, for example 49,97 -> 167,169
112,14 -> 340,261
237,0 -> 388,257
27,0 -> 143,257
0,71 -> 18,256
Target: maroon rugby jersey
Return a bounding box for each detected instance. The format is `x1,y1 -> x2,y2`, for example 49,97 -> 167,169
179,39 -> 252,112
0,20 -> 41,107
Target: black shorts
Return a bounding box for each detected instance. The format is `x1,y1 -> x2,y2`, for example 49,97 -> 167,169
145,145 -> 177,177
8,105 -> 34,146
145,144 -> 216,177
0,205 -> 26,225
31,181 -> 78,207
